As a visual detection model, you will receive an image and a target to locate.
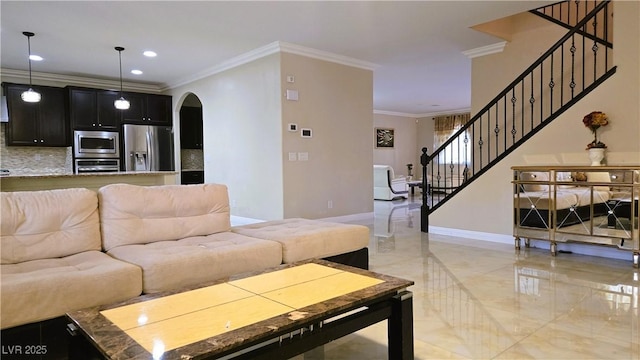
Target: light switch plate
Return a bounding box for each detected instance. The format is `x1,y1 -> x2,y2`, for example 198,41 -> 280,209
286,89 -> 299,101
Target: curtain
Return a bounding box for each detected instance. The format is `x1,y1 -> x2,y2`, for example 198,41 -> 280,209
433,113 -> 471,164
434,113 -> 470,139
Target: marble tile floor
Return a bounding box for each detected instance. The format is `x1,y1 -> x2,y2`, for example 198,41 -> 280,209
293,198 -> 639,360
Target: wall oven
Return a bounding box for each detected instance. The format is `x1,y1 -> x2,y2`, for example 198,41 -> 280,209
75,159 -> 120,174
74,130 -> 120,159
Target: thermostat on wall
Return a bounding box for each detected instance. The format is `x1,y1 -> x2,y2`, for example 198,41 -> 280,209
301,128 -> 312,138
288,123 -> 298,132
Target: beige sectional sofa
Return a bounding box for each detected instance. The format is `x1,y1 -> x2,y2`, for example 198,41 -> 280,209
1,183 -> 370,333
0,188 -> 142,330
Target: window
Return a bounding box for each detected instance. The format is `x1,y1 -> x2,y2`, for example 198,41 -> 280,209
434,113 -> 471,165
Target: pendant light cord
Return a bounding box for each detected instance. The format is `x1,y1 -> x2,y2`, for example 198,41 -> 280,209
24,32 -> 34,87
117,47 -> 124,96
28,36 -> 33,86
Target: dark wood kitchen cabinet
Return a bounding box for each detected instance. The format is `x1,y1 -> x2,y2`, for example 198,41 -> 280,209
68,87 -> 120,130
181,170 -> 204,184
3,83 -> 69,146
121,92 -> 172,126
179,106 -> 203,149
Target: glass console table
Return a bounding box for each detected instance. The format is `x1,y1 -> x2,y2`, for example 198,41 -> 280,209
512,166 -> 639,268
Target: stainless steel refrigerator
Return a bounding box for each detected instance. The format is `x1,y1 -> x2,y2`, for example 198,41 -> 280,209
123,124 -> 175,171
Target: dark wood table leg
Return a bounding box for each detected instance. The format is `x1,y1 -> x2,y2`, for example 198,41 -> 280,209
388,290 -> 413,360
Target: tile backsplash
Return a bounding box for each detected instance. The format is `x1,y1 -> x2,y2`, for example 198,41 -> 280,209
0,123 -> 72,174
181,149 -> 204,170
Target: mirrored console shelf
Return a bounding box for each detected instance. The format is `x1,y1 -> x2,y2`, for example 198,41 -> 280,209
512,165 -> 639,268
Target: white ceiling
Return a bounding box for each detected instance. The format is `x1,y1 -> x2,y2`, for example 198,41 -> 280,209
1,1 -> 553,116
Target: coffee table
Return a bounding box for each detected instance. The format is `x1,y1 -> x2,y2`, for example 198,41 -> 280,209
407,180 -> 423,196
66,259 -> 414,359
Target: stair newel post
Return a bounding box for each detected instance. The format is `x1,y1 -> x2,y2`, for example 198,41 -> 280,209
421,147 -> 430,233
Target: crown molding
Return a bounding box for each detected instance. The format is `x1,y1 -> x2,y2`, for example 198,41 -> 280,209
373,110 -> 419,118
373,107 -> 472,118
1,68 -> 163,93
165,42 -> 282,90
415,108 -> 472,119
278,42 -> 378,71
462,41 -> 507,59
165,41 -> 378,90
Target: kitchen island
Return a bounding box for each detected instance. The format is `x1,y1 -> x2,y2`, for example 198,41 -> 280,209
0,171 -> 178,192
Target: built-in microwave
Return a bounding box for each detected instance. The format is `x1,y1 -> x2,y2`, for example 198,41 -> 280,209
73,130 -> 120,159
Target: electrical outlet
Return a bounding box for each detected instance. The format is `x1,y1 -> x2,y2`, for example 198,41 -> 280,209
35,153 -> 41,161
328,200 -> 333,209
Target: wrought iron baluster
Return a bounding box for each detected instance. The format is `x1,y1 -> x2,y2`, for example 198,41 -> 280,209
529,74 -> 535,127
495,102 -> 500,157
478,116 -> 483,169
503,95 -> 507,147
582,13 -> 585,91
570,34 -> 576,98
549,52 -> 555,114
592,15 -> 598,82
540,62 -> 543,123
511,88 -> 517,143
487,108 -> 491,164
561,43 -> 564,106
521,80 -> 524,139
604,4 -> 608,70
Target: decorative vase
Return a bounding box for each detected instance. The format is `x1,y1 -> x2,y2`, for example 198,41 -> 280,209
588,147 -> 606,166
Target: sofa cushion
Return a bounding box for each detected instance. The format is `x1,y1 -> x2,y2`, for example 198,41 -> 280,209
231,218 -> 370,264
107,232 -> 282,293
99,184 -> 231,251
1,188 -> 101,264
1,251 -> 142,329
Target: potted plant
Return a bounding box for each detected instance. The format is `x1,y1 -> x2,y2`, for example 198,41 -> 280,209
582,111 -> 609,165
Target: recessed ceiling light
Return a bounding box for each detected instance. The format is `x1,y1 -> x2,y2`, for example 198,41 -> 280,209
143,50 -> 157,58
29,55 -> 43,61
131,69 -> 143,75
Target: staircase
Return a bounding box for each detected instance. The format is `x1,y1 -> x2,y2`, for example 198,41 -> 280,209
420,0 -> 616,232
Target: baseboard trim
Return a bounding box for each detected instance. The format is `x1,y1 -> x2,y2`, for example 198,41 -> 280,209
320,212 -> 374,223
428,226 -> 632,262
428,226 -> 514,244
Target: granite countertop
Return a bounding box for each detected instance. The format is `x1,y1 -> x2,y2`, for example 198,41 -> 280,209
0,171 -> 178,179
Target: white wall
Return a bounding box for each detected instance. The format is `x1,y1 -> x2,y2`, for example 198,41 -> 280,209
169,54 -> 285,220
431,0 -> 640,236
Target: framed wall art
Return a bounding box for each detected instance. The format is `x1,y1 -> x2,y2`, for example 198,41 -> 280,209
375,128 -> 395,148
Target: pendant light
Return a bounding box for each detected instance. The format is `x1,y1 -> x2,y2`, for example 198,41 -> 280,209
114,46 -> 130,110
21,31 -> 41,103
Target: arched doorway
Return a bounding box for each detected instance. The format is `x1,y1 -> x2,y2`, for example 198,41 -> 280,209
179,93 -> 204,184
